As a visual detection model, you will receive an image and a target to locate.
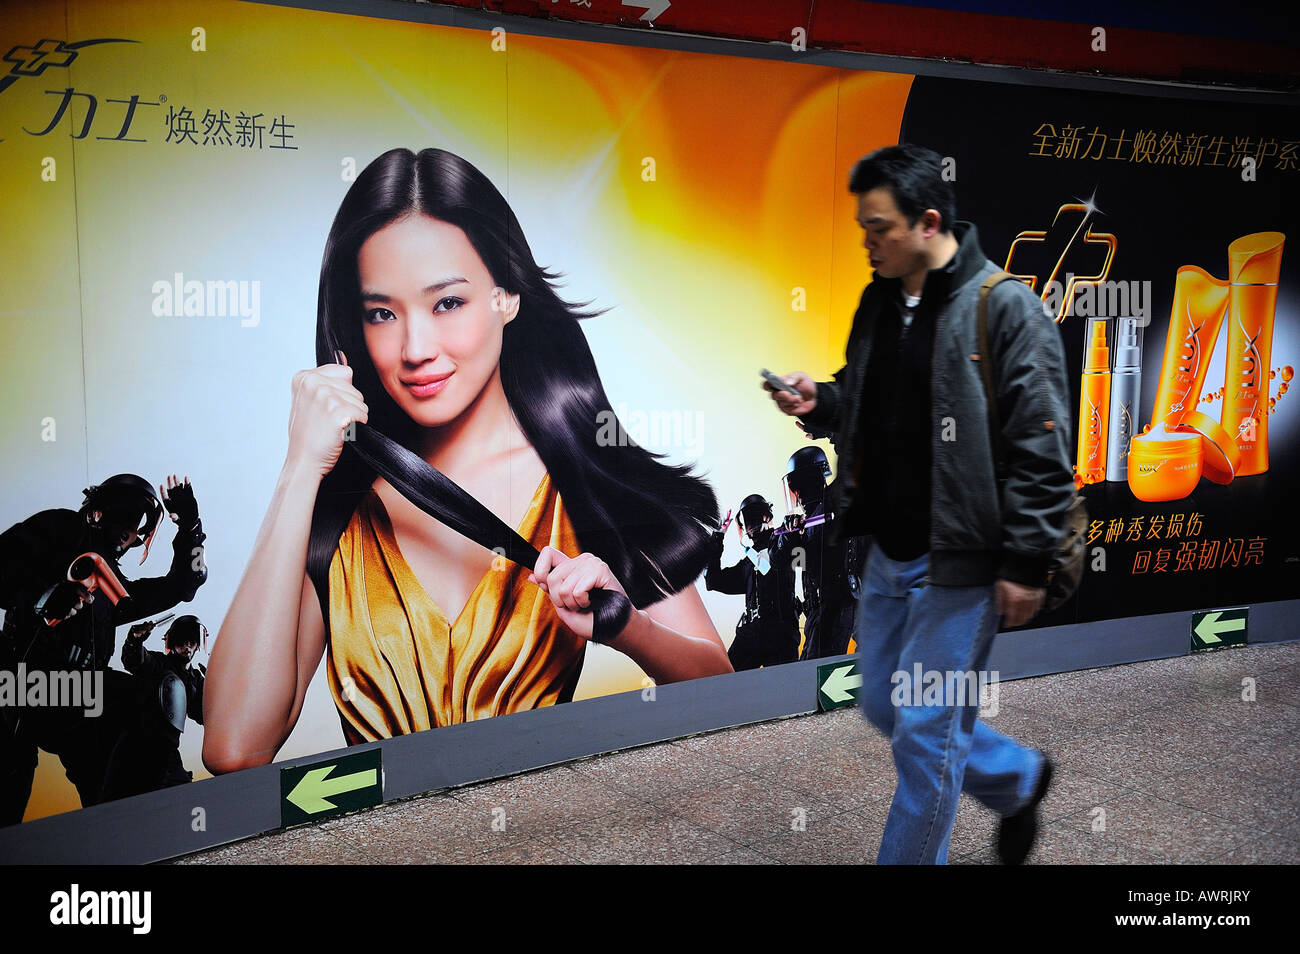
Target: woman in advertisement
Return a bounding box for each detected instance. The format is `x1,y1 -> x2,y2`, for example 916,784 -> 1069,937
203,148 -> 731,771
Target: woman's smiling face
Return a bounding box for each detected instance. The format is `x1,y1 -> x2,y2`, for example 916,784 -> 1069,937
358,214 -> 518,429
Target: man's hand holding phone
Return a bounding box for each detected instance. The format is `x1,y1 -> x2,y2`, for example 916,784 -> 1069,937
762,370 -> 818,417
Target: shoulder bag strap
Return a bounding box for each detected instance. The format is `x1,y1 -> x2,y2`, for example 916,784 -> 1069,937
976,270 -> 1021,482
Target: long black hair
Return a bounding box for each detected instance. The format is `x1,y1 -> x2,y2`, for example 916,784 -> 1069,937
306,148 -> 719,618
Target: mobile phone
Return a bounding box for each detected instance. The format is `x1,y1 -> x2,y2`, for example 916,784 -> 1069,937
761,368 -> 800,396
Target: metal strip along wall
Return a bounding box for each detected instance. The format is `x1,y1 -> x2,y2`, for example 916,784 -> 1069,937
3,600 -> 1295,863
305,0 -> 1298,88
251,0 -> 1298,102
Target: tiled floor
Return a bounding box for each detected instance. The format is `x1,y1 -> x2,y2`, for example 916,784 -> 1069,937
174,641 -> 1300,864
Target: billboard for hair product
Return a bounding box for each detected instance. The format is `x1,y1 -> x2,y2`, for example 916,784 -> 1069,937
1,0 -> 1295,829
898,80 -> 1299,627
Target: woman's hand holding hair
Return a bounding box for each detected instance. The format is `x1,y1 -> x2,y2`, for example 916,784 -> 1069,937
205,356 -> 358,773
286,351 -> 370,479
530,546 -> 629,643
530,546 -> 732,680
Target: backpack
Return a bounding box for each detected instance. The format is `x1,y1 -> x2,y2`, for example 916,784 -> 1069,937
975,272 -> 1088,613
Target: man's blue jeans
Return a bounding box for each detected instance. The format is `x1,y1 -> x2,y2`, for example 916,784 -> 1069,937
855,542 -> 1045,864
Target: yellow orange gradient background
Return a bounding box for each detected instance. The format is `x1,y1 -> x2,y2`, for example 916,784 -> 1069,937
0,0 -> 910,821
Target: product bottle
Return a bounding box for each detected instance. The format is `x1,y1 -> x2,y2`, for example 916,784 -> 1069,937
1106,316 -> 1143,482
1150,266 -> 1229,429
1221,232 -> 1285,476
1076,316 -> 1110,484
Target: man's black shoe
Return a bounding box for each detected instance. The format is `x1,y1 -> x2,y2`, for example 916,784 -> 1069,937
998,755 -> 1053,864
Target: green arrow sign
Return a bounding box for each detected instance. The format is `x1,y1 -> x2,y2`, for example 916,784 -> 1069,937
1191,607 -> 1248,652
817,661 -> 862,711
280,749 -> 382,827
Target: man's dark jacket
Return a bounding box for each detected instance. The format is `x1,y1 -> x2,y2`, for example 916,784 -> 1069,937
799,222 -> 1074,587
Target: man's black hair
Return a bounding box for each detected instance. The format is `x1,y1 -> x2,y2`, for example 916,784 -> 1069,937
848,144 -> 956,235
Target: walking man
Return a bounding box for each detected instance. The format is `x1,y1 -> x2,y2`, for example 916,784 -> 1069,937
768,144 -> 1074,864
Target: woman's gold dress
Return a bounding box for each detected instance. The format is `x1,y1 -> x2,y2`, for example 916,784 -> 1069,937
324,473 -> 586,743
